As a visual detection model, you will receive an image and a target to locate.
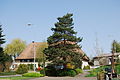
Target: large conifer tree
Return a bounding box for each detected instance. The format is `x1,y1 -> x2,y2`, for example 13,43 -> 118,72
44,13 -> 83,66
0,25 -> 5,46
0,25 -> 12,72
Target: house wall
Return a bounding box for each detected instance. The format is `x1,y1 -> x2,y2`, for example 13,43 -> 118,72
94,60 -> 100,66
15,62 -> 38,68
118,55 -> 120,58
10,62 -> 39,70
82,61 -> 89,69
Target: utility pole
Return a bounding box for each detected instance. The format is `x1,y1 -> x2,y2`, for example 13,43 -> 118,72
111,40 -> 116,74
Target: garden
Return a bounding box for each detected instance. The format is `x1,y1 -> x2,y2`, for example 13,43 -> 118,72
0,63 -> 83,80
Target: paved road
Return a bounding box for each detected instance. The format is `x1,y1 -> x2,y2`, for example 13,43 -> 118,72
28,72 -> 97,80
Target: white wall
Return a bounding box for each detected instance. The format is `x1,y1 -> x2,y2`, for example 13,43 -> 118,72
82,61 -> 89,69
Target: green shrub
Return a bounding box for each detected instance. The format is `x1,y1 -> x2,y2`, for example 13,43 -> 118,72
83,65 -> 90,70
27,64 -> 34,70
66,70 -> 77,77
45,66 -> 57,76
40,69 -> 45,75
58,69 -> 77,77
22,72 -> 44,77
16,64 -> 28,74
75,68 -> 83,74
45,64 -> 77,77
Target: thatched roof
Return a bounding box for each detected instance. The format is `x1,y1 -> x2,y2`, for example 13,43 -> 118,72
16,41 -> 89,61
16,42 -> 47,59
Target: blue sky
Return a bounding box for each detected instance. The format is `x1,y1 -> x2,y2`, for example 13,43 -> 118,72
0,0 -> 120,57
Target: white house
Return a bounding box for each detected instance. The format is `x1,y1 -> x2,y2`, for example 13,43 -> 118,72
11,42 -> 47,70
11,41 -> 90,70
93,53 -> 120,66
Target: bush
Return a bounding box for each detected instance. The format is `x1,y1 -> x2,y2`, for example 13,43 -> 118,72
45,65 -> 57,76
27,64 -> 34,70
22,72 -> 44,77
75,68 -> 83,74
83,65 -> 90,70
58,69 -> 77,77
45,64 -> 77,77
40,69 -> 45,75
16,64 -> 28,74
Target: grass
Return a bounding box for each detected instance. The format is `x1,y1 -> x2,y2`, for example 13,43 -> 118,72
0,76 -> 34,80
0,71 -> 16,76
22,72 -> 44,77
85,66 -> 110,77
112,78 -> 120,80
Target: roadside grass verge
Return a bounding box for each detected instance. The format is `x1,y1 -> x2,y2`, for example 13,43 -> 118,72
0,76 -> 34,80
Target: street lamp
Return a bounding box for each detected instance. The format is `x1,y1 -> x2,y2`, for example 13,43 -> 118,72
27,23 -> 36,72
32,41 -> 36,72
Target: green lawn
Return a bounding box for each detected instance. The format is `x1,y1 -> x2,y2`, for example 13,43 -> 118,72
112,78 -> 120,80
0,76 -> 35,80
0,71 -> 16,76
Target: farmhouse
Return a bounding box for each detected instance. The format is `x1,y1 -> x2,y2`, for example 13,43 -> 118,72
11,41 -> 90,70
93,53 -> 120,67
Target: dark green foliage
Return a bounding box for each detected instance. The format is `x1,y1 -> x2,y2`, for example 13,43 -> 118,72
0,25 -> 5,45
57,69 -> 77,77
0,25 -> 9,72
22,72 -> 44,77
115,64 -> 120,74
72,53 -> 83,69
111,40 -> 120,53
45,64 -> 77,77
16,64 -> 28,74
44,13 -> 83,68
0,47 -> 12,72
0,47 -> 5,64
45,64 -> 57,76
39,69 -> 45,75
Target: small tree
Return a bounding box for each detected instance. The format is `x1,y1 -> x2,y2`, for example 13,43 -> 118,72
4,38 -> 26,57
44,13 -> 83,68
16,64 -> 28,74
111,40 -> 120,53
36,42 -> 48,65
